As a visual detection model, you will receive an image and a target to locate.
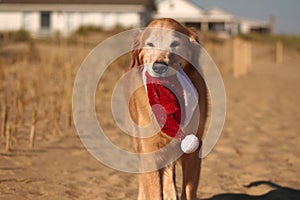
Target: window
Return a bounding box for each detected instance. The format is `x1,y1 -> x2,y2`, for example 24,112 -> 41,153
208,22 -> 225,32
41,12 -> 51,29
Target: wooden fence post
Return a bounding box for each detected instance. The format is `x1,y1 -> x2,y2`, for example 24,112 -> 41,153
233,38 -> 252,78
244,42 -> 252,75
233,38 -> 240,78
241,41 -> 247,76
247,42 -> 252,72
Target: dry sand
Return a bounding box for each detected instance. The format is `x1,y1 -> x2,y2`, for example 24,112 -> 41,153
0,43 -> 300,200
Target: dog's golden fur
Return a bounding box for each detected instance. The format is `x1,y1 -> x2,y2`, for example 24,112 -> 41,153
127,18 -> 208,200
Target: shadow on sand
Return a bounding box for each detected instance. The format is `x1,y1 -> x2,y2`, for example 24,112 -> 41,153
204,181 -> 300,200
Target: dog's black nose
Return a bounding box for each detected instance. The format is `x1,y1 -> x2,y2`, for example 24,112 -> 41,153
152,62 -> 168,74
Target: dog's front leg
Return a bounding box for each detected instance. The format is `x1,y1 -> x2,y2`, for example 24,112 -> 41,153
134,136 -> 164,200
181,151 -> 201,200
162,163 -> 177,200
138,171 -> 162,200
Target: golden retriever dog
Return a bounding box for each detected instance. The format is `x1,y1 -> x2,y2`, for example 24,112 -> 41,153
127,18 -> 208,200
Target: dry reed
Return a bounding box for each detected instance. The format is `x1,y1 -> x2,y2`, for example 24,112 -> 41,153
0,32 -> 256,150
6,123 -> 11,151
29,110 -> 37,148
1,102 -> 8,137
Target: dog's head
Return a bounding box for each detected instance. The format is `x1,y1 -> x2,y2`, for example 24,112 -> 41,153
129,18 -> 201,77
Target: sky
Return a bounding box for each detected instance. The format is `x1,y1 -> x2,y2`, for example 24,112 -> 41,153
190,0 -> 300,35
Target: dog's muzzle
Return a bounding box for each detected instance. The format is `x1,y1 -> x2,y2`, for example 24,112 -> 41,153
152,62 -> 168,74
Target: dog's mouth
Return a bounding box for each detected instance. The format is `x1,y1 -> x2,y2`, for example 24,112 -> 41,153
152,61 -> 168,75
148,61 -> 180,78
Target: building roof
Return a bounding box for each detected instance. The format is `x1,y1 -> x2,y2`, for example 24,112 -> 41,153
205,7 -> 233,16
0,0 -> 152,4
205,7 -> 237,22
154,0 -> 205,22
0,0 -> 156,12
238,17 -> 270,28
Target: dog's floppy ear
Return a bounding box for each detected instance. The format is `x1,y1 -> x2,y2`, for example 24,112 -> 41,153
188,27 -> 200,44
128,30 -> 143,69
188,27 -> 201,67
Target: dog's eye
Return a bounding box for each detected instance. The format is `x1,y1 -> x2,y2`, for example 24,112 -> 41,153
170,41 -> 180,48
146,42 -> 154,47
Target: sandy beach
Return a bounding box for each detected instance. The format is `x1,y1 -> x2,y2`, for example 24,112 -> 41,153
0,40 -> 299,200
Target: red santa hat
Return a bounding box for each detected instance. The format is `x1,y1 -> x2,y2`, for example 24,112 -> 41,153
144,69 -> 199,154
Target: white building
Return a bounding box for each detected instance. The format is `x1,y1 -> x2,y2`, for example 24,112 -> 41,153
0,0 -> 155,36
154,0 -> 270,35
204,7 -> 239,35
0,0 -> 270,37
154,0 -> 205,26
239,17 -> 270,34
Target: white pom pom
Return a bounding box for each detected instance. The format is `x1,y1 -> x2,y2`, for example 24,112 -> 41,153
180,134 -> 199,154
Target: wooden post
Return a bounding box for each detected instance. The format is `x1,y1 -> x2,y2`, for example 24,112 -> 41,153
246,42 -> 252,72
243,42 -> 252,75
276,41 -> 283,65
233,39 -> 252,77
233,38 -> 241,78
241,41 -> 247,76
29,110 -> 37,148
1,104 -> 8,137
